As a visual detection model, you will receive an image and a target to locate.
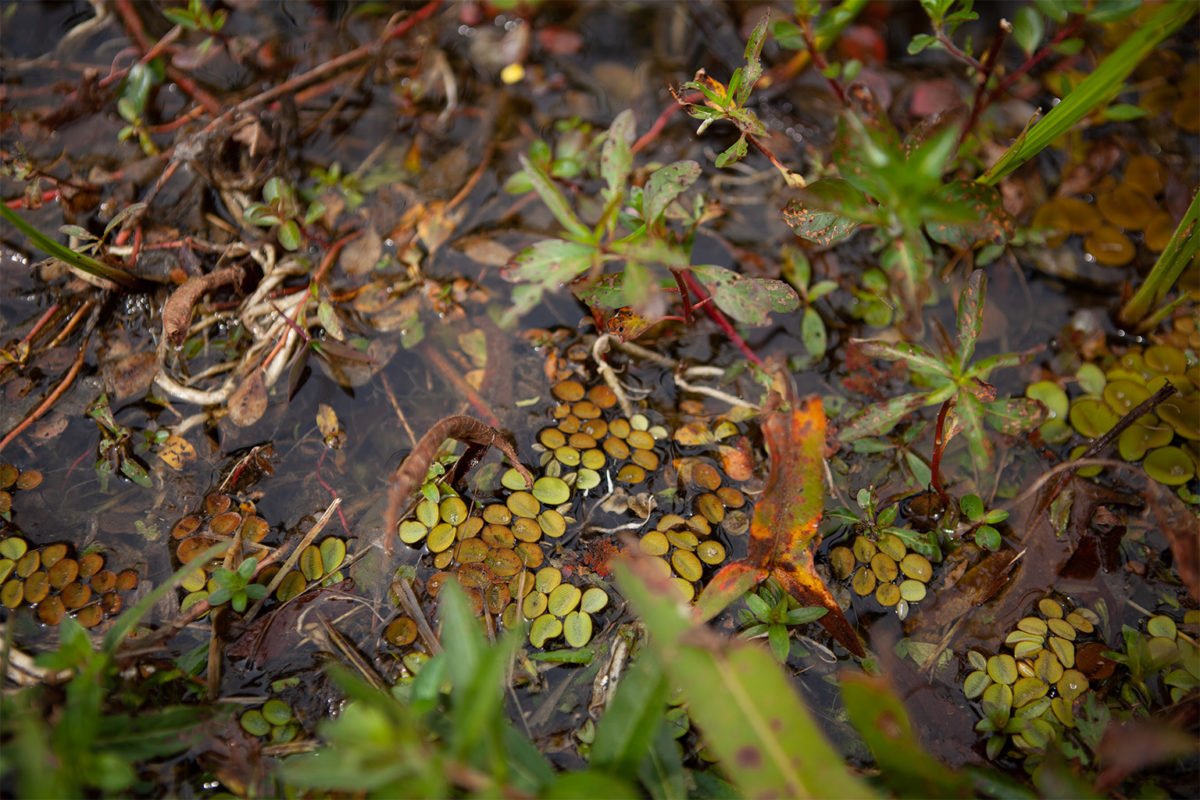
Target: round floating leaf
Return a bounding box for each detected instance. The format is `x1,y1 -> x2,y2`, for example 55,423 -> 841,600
563,610 -> 593,648
240,709 -> 271,737
1143,446 -> 1195,485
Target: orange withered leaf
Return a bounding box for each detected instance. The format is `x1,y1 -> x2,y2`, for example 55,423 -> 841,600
696,373 -> 864,657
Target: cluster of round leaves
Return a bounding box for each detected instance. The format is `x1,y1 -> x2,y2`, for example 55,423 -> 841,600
239,698 -> 301,745
1119,611 -> 1200,707
1032,154 -> 1178,267
1028,343 -> 1199,487
962,598 -> 1106,765
830,532 -> 934,618
0,535 -> 137,628
0,462 -> 41,519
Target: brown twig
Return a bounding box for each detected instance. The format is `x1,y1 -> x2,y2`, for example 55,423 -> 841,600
383,415 -> 532,543
0,335 -> 89,453
959,19 -> 1012,149
419,341 -> 504,428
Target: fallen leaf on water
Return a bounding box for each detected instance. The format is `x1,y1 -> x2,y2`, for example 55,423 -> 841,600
695,366 -> 864,657
227,370 -> 267,428
159,434 -> 196,470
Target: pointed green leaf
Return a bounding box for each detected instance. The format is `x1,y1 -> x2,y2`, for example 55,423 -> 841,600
837,391 -> 930,441
518,154 -> 591,241
782,179 -> 876,245
601,110 -> 635,199
591,654 -> 668,777
715,134 -> 749,168
502,239 -> 595,289
952,392 -> 993,471
737,14 -> 770,106
800,307 -> 827,359
955,270 -> 986,373
854,339 -> 953,379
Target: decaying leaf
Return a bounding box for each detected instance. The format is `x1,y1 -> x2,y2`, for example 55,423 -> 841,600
159,434 -> 197,470
162,266 -> 245,347
315,404 -> 342,445
338,225 -> 382,276
227,370 -> 268,427
695,367 -> 864,657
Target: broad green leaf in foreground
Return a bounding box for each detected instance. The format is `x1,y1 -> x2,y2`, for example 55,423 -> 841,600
502,239 -> 595,290
643,160 -> 701,224
840,672 -> 973,798
616,558 -> 875,800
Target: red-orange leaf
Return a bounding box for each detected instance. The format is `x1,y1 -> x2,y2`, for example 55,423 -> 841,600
696,372 -> 864,657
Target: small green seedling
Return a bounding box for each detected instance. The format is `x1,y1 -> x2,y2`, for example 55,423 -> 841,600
207,557 -> 268,613
738,580 -> 828,664
958,493 -> 1008,551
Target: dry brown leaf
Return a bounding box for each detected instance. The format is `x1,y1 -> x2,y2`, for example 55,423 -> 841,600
227,370 -> 267,427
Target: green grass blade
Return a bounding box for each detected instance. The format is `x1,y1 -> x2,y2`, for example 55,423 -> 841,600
103,540 -> 231,652
1119,186 -> 1200,327
980,2 -> 1196,186
0,203 -> 143,289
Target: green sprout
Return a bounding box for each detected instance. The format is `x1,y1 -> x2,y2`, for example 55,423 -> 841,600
207,557 -> 268,613
737,580 -> 828,664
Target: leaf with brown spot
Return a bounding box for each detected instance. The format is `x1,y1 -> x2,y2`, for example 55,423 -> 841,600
618,557 -> 876,800
696,366 -> 864,657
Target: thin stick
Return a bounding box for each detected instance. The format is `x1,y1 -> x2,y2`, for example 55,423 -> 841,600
381,374 -> 418,447
0,335 -> 89,453
591,335 -> 634,417
243,498 -> 342,624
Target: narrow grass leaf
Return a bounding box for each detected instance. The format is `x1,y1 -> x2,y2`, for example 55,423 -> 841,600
591,653 -> 668,777
981,2 -> 1196,185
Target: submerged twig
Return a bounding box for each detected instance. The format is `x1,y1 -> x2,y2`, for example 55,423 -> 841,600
244,498 -> 341,625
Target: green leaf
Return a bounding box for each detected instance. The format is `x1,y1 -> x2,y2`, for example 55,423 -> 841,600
1120,186 -> 1200,326
1034,0 -> 1068,23
503,239 -> 595,290
545,771 -> 639,799
974,525 -> 1001,550
981,2 -> 1197,185
590,654 -> 668,777
925,181 -> 1011,248
782,180 -> 870,246
616,561 -> 876,800
623,261 -> 654,309
837,392 -> 931,442
841,672 -> 974,797
1012,6 -> 1044,54
1088,0 -> 1141,24
955,270 -> 986,373
855,339 -> 953,379
572,272 -> 625,311
1052,37 -> 1085,56
715,134 -> 749,168
518,154 -> 591,241
953,391 -> 993,471
907,33 -> 937,55
800,307 -> 827,359
162,7 -> 198,28
690,264 -> 800,326
772,20 -> 806,50
984,397 -> 1047,435
638,724 -> 686,800
1101,103 -> 1148,122
601,110 -> 635,200
277,220 -> 302,251
960,493 -> 985,521
907,120 -> 959,183
643,161 -> 701,224
737,14 -> 770,106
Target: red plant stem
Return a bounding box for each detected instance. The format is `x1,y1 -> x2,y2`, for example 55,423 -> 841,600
632,93 -> 700,155
0,337 -> 89,453
800,19 -> 846,105
929,397 -> 953,504
678,271 -> 763,366
960,20 -> 1010,147
6,190 -> 59,209
670,268 -> 694,323
985,15 -> 1085,108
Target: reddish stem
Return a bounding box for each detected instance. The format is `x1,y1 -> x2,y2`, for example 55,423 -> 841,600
929,397 -> 953,504
670,268 -> 694,323
799,19 -> 846,105
678,271 -> 763,366
632,92 -> 700,155
986,15 -> 1086,108
6,190 -> 59,209
960,20 -> 1010,147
